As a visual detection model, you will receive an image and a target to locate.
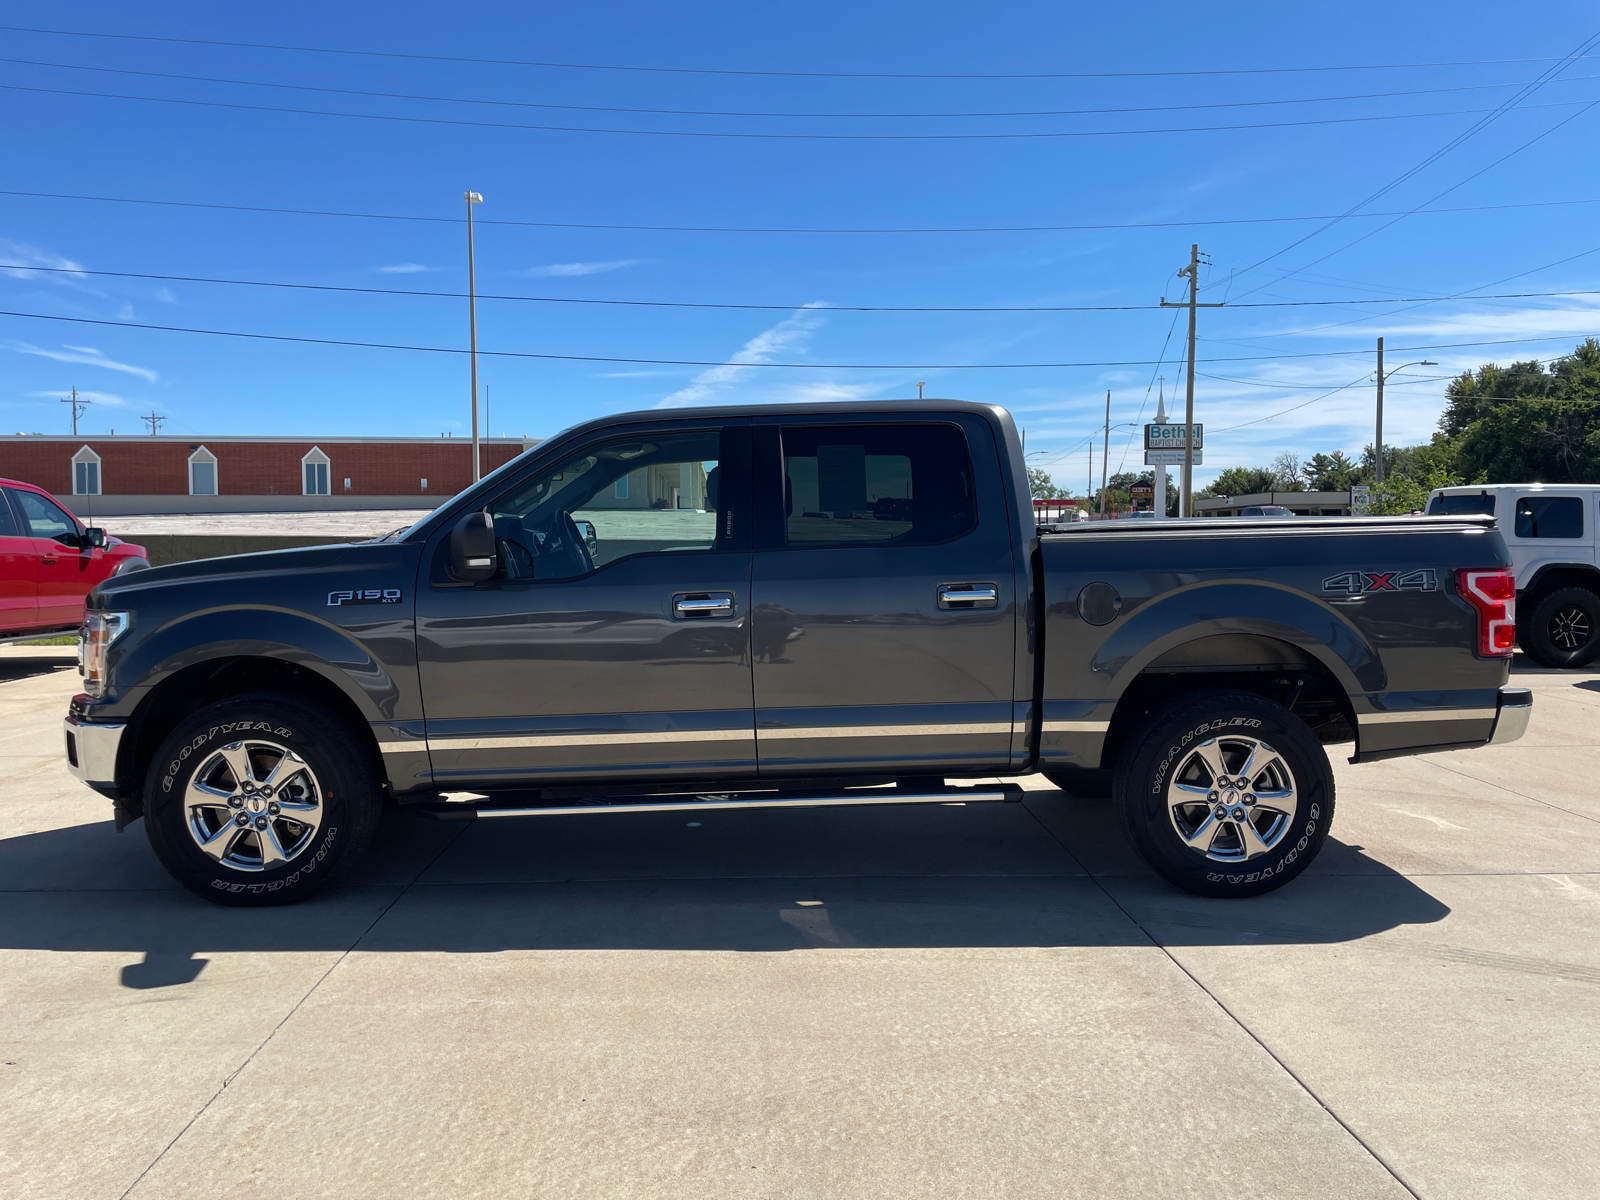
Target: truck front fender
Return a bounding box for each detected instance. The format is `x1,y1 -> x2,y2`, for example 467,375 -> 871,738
115,605 -> 406,723
1090,581 -> 1384,697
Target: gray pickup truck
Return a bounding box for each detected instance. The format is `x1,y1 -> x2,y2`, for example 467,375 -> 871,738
63,400 -> 1530,906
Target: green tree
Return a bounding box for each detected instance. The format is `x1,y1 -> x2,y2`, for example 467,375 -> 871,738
1027,467 -> 1068,499
1441,338 -> 1600,483
1198,466 -> 1278,498
1304,451 -> 1361,491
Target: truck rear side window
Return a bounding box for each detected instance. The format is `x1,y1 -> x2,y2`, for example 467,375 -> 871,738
781,424 -> 975,548
1515,495 -> 1583,538
1427,493 -> 1496,516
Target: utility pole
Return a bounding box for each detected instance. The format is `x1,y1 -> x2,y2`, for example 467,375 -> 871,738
1099,390 -> 1111,517
1160,244 -> 1223,517
1153,377 -> 1167,520
61,386 -> 89,435
1374,336 -> 1385,486
140,411 -> 165,435
916,381 -> 926,399
1086,445 -> 1093,514
464,190 -> 484,481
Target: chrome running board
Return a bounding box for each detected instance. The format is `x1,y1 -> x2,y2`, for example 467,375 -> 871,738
415,785 -> 1021,822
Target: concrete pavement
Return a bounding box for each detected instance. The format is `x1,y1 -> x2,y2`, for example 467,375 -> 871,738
1,646 -> 1596,1199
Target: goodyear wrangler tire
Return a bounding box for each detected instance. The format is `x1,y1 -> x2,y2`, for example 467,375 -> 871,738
143,693 -> 382,906
1112,689 -> 1333,898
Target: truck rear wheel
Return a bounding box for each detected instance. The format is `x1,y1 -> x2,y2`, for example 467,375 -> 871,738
1520,586 -> 1600,668
143,693 -> 383,906
1112,689 -> 1334,898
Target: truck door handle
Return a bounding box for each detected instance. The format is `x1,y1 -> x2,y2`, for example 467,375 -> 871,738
42,554 -> 58,565
938,583 -> 999,609
673,592 -> 735,619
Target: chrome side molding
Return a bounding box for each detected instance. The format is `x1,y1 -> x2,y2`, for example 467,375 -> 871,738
414,785 -> 1021,822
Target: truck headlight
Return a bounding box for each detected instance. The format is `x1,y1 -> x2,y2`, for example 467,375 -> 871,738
79,611 -> 129,697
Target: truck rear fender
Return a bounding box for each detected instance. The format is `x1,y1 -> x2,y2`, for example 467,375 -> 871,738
1090,583 -> 1377,767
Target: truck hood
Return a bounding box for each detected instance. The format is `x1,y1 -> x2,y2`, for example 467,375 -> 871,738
87,542 -> 363,607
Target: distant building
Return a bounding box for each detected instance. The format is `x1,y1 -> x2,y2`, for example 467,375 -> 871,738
0,434 -> 539,515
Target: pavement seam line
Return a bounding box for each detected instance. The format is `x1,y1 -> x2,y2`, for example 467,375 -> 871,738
1423,758 -> 1600,826
1019,796 -> 1426,1200
115,822 -> 469,1200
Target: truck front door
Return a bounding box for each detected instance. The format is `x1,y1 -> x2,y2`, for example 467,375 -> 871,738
416,420 -> 754,789
749,416 -> 1016,779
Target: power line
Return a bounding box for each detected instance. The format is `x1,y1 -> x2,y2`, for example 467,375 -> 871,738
3,25 -> 1595,80
1224,29 -> 1600,288
6,186 -> 1599,235
10,55 -> 1600,121
6,81 -> 1596,141
0,307 -> 1585,368
9,261 -> 1600,313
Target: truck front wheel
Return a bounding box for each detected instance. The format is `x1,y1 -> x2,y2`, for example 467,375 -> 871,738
142,693 -> 383,906
1520,586 -> 1600,668
1113,689 -> 1334,898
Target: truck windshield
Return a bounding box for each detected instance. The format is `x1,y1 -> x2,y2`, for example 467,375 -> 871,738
1427,493 -> 1496,516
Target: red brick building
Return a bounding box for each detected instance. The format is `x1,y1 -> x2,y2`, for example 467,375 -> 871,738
0,435 -> 539,516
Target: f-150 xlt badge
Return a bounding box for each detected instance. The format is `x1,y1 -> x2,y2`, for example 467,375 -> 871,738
1322,570 -> 1437,594
328,588 -> 403,606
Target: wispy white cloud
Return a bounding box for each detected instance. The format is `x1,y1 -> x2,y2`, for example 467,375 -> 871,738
153,287 -> 178,303
378,263 -> 441,274
27,388 -> 132,408
656,306 -> 834,408
524,259 -> 637,278
0,239 -> 86,280
5,341 -> 158,382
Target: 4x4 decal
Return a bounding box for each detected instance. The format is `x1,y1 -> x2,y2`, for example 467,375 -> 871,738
1322,569 -> 1437,595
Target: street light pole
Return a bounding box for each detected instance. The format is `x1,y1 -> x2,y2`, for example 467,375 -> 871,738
464,190 -> 484,481
1374,340 -> 1438,487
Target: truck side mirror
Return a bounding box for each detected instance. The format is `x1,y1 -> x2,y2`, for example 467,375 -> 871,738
83,527 -> 107,550
448,510 -> 498,582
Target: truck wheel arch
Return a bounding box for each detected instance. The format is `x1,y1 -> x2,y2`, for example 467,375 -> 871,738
116,653 -> 386,816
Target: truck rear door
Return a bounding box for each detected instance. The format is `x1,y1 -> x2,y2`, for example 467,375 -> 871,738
749,414 -> 1016,778
415,418 -> 756,788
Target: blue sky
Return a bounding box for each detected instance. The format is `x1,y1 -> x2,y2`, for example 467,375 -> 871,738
3,1 -> 1599,491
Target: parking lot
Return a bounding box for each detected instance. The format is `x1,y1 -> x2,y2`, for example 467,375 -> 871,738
2,644 -> 1596,1199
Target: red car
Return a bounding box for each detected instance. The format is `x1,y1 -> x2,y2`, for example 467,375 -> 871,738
0,478 -> 148,641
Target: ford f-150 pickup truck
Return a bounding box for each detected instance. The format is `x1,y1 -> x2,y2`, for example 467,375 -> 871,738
61,400 -> 1531,906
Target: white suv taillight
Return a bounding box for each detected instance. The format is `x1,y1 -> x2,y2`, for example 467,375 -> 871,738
79,611 -> 129,697
1456,569 -> 1516,657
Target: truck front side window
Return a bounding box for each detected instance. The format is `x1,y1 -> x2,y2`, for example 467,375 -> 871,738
489,429 -> 721,580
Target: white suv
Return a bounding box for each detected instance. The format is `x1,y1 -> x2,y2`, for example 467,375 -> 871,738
1427,483 -> 1600,668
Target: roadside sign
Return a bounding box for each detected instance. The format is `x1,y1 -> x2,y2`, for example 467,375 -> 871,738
1350,484 -> 1372,516
1129,483 -> 1154,495
1145,423 -> 1203,450
1146,450 -> 1203,466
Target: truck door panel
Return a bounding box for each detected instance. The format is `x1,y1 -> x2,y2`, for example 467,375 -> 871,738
416,422 -> 754,787
0,490 -> 39,633
750,418 -> 1015,776
9,488 -> 92,629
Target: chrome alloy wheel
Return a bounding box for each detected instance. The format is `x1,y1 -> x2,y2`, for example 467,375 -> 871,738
184,740 -> 323,871
1550,606 -> 1593,651
1167,735 -> 1298,862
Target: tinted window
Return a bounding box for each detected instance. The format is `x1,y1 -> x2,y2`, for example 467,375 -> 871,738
490,428 -> 721,581
0,490 -> 21,538
11,488 -> 79,540
781,424 -> 975,548
1428,493 -> 1496,516
1515,496 -> 1583,538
